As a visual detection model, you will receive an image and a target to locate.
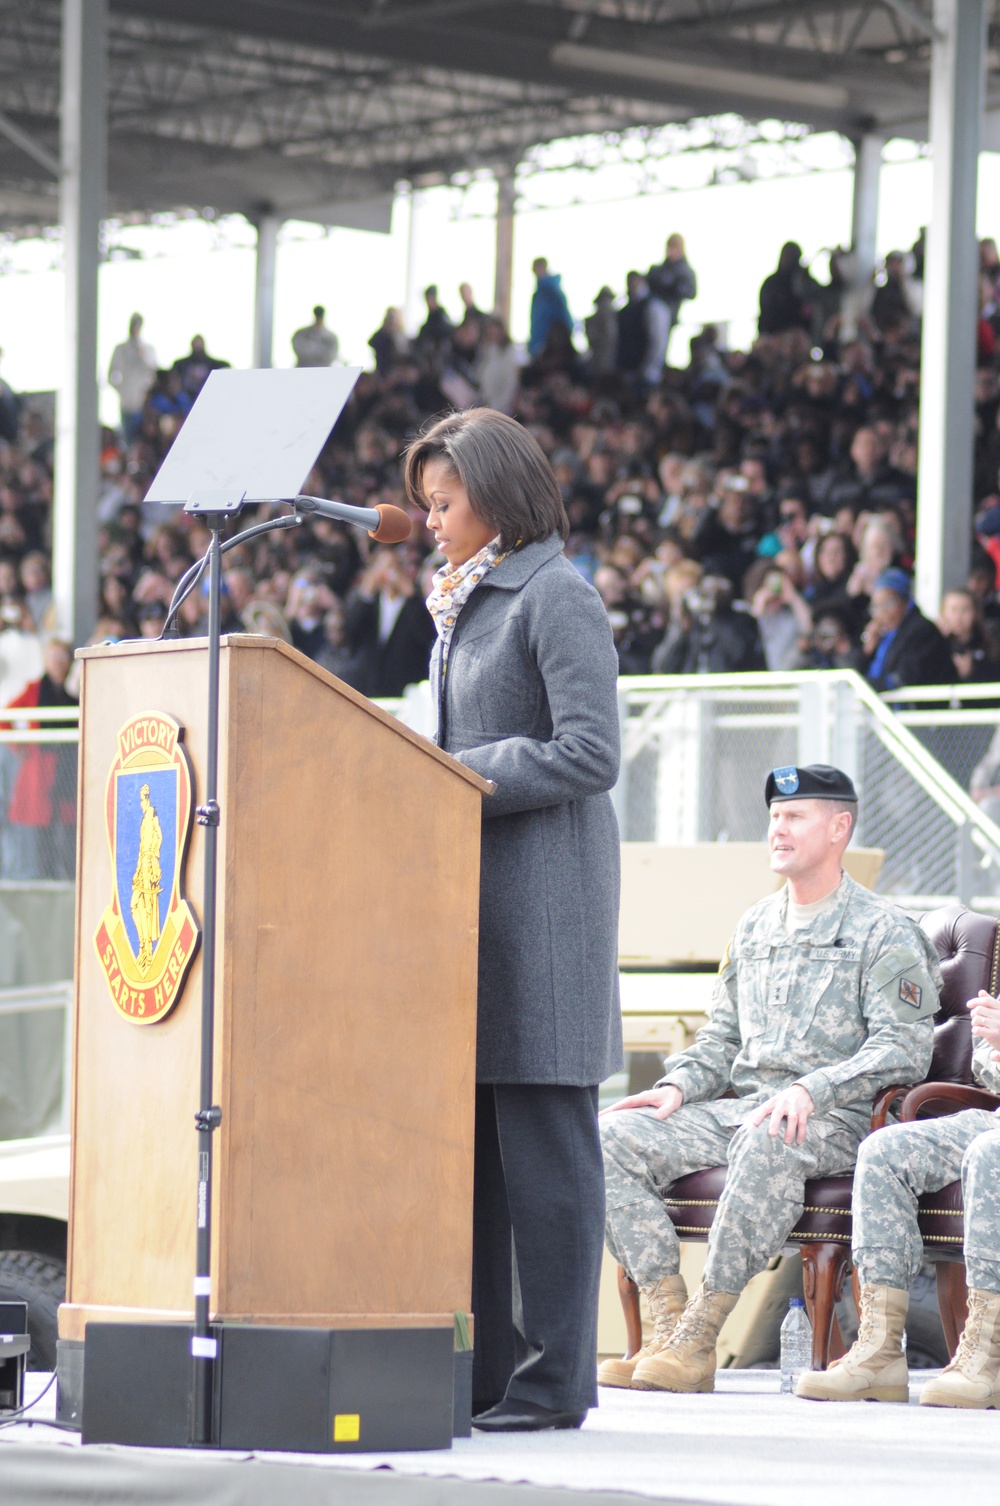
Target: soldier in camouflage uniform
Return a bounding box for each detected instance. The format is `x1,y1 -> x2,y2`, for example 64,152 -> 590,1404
799,992 -> 1000,1408
599,765 -> 940,1394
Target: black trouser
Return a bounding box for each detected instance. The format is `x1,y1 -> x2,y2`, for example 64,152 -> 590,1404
472,1082 -> 604,1415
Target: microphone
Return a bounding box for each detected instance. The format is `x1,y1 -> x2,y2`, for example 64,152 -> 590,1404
294,495 -> 412,544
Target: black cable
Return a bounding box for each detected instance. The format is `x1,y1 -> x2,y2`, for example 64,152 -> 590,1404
161,552 -> 210,638
0,1416 -> 80,1433
0,1370 -> 56,1429
160,512 -> 303,639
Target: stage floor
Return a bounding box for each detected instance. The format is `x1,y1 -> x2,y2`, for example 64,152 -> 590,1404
0,1368 -> 994,1506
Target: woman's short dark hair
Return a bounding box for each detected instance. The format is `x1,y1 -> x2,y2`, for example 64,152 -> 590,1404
403,408 -> 569,553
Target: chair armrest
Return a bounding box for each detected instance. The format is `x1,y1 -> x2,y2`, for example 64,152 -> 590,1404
871,1085 -> 912,1131
899,1082 -> 1000,1122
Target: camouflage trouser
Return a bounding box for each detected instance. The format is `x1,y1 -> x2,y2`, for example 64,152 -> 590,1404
600,1098 -> 862,1296
853,1108 -> 1000,1293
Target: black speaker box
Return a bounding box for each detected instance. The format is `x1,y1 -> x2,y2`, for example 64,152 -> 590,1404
82,1321 -> 456,1452
0,1301 -> 28,1413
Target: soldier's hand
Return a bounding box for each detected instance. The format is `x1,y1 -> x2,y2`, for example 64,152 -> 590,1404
599,1086 -> 683,1121
968,990 -> 1000,1050
749,1085 -> 815,1145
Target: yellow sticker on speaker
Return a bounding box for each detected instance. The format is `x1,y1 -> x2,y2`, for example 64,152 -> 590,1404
334,1413 -> 360,1442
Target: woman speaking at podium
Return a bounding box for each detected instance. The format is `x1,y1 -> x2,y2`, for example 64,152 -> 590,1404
405,409 -> 623,1433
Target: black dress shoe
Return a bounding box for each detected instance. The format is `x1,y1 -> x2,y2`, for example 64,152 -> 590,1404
472,1400 -> 587,1432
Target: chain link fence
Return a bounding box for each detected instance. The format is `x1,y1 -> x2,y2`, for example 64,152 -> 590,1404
616,672 -> 1000,909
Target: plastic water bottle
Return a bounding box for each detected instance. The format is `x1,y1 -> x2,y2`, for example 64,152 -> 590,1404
779,1297 -> 813,1394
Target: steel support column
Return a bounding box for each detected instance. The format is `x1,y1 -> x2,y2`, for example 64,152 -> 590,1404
404,185 -> 424,333
252,214 -> 281,369
849,132 -> 883,293
53,0 -> 106,646
493,166 -> 516,328
915,0 -> 987,615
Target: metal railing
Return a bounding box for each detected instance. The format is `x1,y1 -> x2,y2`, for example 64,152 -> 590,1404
4,677 -> 997,912
378,672 -> 1000,908
614,671 -> 1000,910
0,706 -> 79,882
0,983 -> 72,1141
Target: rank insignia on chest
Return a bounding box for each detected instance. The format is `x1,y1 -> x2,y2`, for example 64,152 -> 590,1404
93,712 -> 201,1025
898,977 -> 922,1009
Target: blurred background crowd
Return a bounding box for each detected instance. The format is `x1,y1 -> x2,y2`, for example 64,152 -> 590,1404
5,229 -> 1000,773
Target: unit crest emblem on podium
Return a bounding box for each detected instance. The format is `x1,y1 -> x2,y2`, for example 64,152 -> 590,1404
94,712 -> 201,1025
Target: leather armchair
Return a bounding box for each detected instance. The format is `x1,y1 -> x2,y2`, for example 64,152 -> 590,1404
894,909 -> 1000,1352
616,905 -> 1000,1371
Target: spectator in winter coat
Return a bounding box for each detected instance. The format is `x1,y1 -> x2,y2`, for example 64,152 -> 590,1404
528,258 -> 572,359
937,589 -> 1000,684
171,335 -> 230,398
108,314 -> 157,442
758,242 -> 814,337
863,569 -> 956,692
615,273 -> 669,389
3,637 -> 77,880
368,308 -> 410,374
416,286 -> 455,369
291,306 -> 339,367
343,547 -> 435,698
475,320 -> 520,415
585,288 -> 619,376
647,233 -> 697,363
652,575 -> 764,675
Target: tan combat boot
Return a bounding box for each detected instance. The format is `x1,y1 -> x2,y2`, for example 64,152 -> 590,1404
630,1283 -> 739,1393
920,1289 -> 1000,1409
796,1286 -> 908,1403
597,1275 -> 688,1389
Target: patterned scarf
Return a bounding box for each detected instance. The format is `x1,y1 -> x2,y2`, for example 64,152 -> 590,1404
426,536 -> 507,658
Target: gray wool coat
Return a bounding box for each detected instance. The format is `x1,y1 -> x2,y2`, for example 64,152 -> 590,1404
431,534 -> 624,1086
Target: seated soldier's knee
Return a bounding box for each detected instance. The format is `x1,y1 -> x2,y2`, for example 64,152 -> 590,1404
599,1108 -> 639,1160
856,1122 -> 908,1172
728,1117 -> 782,1164
962,1130 -> 1000,1179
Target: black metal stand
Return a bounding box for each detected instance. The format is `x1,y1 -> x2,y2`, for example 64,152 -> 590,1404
190,512 -> 223,1444
180,502 -> 305,1445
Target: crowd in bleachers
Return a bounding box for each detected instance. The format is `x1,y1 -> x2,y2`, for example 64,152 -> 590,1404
5,232 -> 1000,720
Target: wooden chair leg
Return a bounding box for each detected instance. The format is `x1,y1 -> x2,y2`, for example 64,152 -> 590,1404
617,1265 -> 643,1360
935,1261 -> 968,1357
800,1242 -> 850,1370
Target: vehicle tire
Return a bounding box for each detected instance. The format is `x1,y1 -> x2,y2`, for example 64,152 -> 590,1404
0,1250 -> 66,1370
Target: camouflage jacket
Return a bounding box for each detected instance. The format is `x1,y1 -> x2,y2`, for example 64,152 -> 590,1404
658,872 -> 940,1119
972,1036 -> 1000,1100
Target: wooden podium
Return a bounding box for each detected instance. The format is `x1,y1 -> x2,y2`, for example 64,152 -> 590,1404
61,636 -> 488,1369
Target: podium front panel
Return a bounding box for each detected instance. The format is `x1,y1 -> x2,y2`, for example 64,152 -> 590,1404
62,638 -> 483,1339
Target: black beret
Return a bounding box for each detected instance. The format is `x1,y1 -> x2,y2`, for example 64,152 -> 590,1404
765,764 -> 858,806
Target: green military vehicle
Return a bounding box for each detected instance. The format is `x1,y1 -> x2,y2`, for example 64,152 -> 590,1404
0,882 -> 74,1368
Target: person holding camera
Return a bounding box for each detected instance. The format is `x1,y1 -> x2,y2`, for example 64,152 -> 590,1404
343,546 -> 436,698
747,561 -> 813,672
795,609 -> 865,672
651,574 -> 764,675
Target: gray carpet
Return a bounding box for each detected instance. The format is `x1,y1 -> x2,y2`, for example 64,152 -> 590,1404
0,1369 -> 993,1506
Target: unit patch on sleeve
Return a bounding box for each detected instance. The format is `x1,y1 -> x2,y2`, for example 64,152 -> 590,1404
899,977 -> 922,1010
